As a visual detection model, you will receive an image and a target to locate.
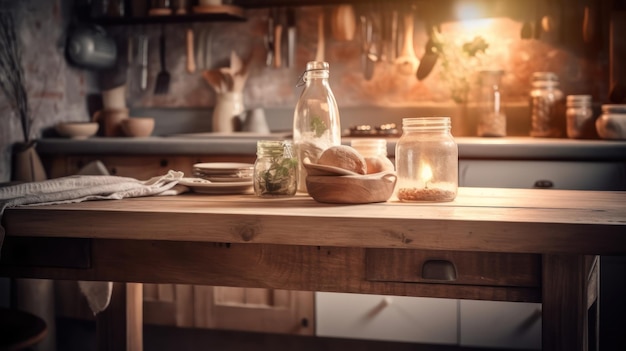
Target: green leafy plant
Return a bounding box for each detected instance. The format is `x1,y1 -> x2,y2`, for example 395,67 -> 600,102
256,142 -> 298,196
432,34 -> 489,104
310,116 -> 327,137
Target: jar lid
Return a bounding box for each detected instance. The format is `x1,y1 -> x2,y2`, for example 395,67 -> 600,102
531,72 -> 558,82
601,104 -> 626,114
566,95 -> 592,105
402,117 -> 451,130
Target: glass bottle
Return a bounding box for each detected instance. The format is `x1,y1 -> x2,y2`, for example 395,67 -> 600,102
293,61 -> 341,192
395,117 -> 458,202
530,72 -> 565,138
566,95 -> 593,139
477,70 -> 506,137
253,140 -> 298,198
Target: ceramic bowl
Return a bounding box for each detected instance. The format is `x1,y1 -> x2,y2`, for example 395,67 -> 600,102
121,117 -> 155,137
306,171 -> 397,204
55,122 -> 99,139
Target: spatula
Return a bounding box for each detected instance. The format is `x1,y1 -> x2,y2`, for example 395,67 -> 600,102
154,25 -> 170,95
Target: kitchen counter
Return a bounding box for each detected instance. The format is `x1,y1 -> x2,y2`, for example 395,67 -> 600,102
36,136 -> 626,161
1,187 -> 625,351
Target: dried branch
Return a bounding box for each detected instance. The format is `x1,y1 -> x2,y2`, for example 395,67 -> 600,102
0,11 -> 30,142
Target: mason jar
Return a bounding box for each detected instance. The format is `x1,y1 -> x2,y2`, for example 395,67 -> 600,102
395,117 -> 458,202
253,140 -> 298,198
530,72 -> 565,138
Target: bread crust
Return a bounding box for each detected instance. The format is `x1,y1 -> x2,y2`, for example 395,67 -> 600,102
317,145 -> 367,174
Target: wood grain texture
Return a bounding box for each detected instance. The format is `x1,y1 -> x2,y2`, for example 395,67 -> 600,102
4,188 -> 625,255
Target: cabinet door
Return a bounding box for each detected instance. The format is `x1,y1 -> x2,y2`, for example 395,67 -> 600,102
460,160 -> 626,190
316,292 -> 458,344
143,284 -> 314,335
459,300 -> 542,350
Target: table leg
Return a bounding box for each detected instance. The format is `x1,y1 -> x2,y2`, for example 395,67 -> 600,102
542,254 -> 597,351
96,282 -> 143,351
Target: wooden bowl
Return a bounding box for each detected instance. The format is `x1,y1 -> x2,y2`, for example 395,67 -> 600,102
306,171 -> 397,204
121,117 -> 154,137
55,122 -> 99,139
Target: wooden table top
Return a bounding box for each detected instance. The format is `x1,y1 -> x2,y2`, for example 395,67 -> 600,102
4,187 -> 626,255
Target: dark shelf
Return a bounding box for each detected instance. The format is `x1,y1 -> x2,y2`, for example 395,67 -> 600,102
88,6 -> 246,26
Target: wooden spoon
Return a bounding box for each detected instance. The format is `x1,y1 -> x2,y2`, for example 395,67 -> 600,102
395,12 -> 418,75
315,12 -> 325,62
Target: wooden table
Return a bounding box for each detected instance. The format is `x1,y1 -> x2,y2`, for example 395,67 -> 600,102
1,187 -> 625,351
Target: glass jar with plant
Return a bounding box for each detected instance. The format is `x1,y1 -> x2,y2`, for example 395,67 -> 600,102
254,140 -> 298,198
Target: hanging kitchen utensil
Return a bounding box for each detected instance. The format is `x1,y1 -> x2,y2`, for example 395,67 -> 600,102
360,14 -> 372,75
287,8 -> 296,68
395,11 -> 418,75
274,16 -> 283,68
330,4 -> 356,41
265,9 -> 275,67
315,11 -> 325,62
154,25 -> 170,94
416,26 -> 439,81
534,0 -> 543,39
186,27 -> 196,73
196,27 -> 206,70
66,23 -> 117,69
138,35 -> 148,91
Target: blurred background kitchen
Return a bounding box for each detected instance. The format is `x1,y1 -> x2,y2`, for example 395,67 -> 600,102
1,0 -> 624,181
1,0 -> 626,350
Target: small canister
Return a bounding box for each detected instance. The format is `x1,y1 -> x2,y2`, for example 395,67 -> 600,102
566,95 -> 594,139
253,140 -> 298,198
529,72 -> 565,138
394,117 -> 458,202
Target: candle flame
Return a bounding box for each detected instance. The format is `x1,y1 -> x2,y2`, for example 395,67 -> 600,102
420,163 -> 433,183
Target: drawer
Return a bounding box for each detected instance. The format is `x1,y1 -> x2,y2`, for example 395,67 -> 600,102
460,160 -> 626,190
315,292 -> 458,344
460,299 -> 541,350
365,249 -> 541,288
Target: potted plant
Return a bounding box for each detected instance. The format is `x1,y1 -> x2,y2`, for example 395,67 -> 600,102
0,12 -> 46,181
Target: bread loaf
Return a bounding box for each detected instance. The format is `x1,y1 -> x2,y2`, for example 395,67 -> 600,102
364,156 -> 395,174
317,145 -> 367,175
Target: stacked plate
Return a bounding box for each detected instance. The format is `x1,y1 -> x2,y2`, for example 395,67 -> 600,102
192,162 -> 254,182
180,162 -> 254,194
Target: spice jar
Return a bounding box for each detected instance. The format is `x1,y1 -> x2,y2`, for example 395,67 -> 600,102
293,61 -> 342,192
395,117 -> 458,202
477,69 -> 506,137
253,140 -> 298,198
529,72 -> 565,138
566,95 -> 594,139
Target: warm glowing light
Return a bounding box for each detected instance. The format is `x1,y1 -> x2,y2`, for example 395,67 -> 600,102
455,2 -> 483,20
420,163 -> 433,184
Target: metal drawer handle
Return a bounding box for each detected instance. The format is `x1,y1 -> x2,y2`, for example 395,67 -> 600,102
533,179 -> 554,188
422,260 -> 457,281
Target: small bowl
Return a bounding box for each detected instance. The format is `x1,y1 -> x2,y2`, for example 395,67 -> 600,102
121,117 -> 154,137
55,122 -> 99,139
306,171 -> 397,204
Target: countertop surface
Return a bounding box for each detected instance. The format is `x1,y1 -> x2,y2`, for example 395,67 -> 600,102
36,135 -> 626,160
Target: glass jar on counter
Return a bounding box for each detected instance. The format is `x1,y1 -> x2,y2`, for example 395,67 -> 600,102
395,117 -> 458,202
293,61 -> 342,193
530,72 -> 565,138
566,95 -> 593,139
477,69 -> 506,137
253,140 -> 298,198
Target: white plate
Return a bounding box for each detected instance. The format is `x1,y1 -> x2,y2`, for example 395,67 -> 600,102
179,178 -> 253,195
193,162 -> 254,172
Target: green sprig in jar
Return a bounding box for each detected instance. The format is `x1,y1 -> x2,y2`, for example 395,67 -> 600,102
254,140 -> 298,198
